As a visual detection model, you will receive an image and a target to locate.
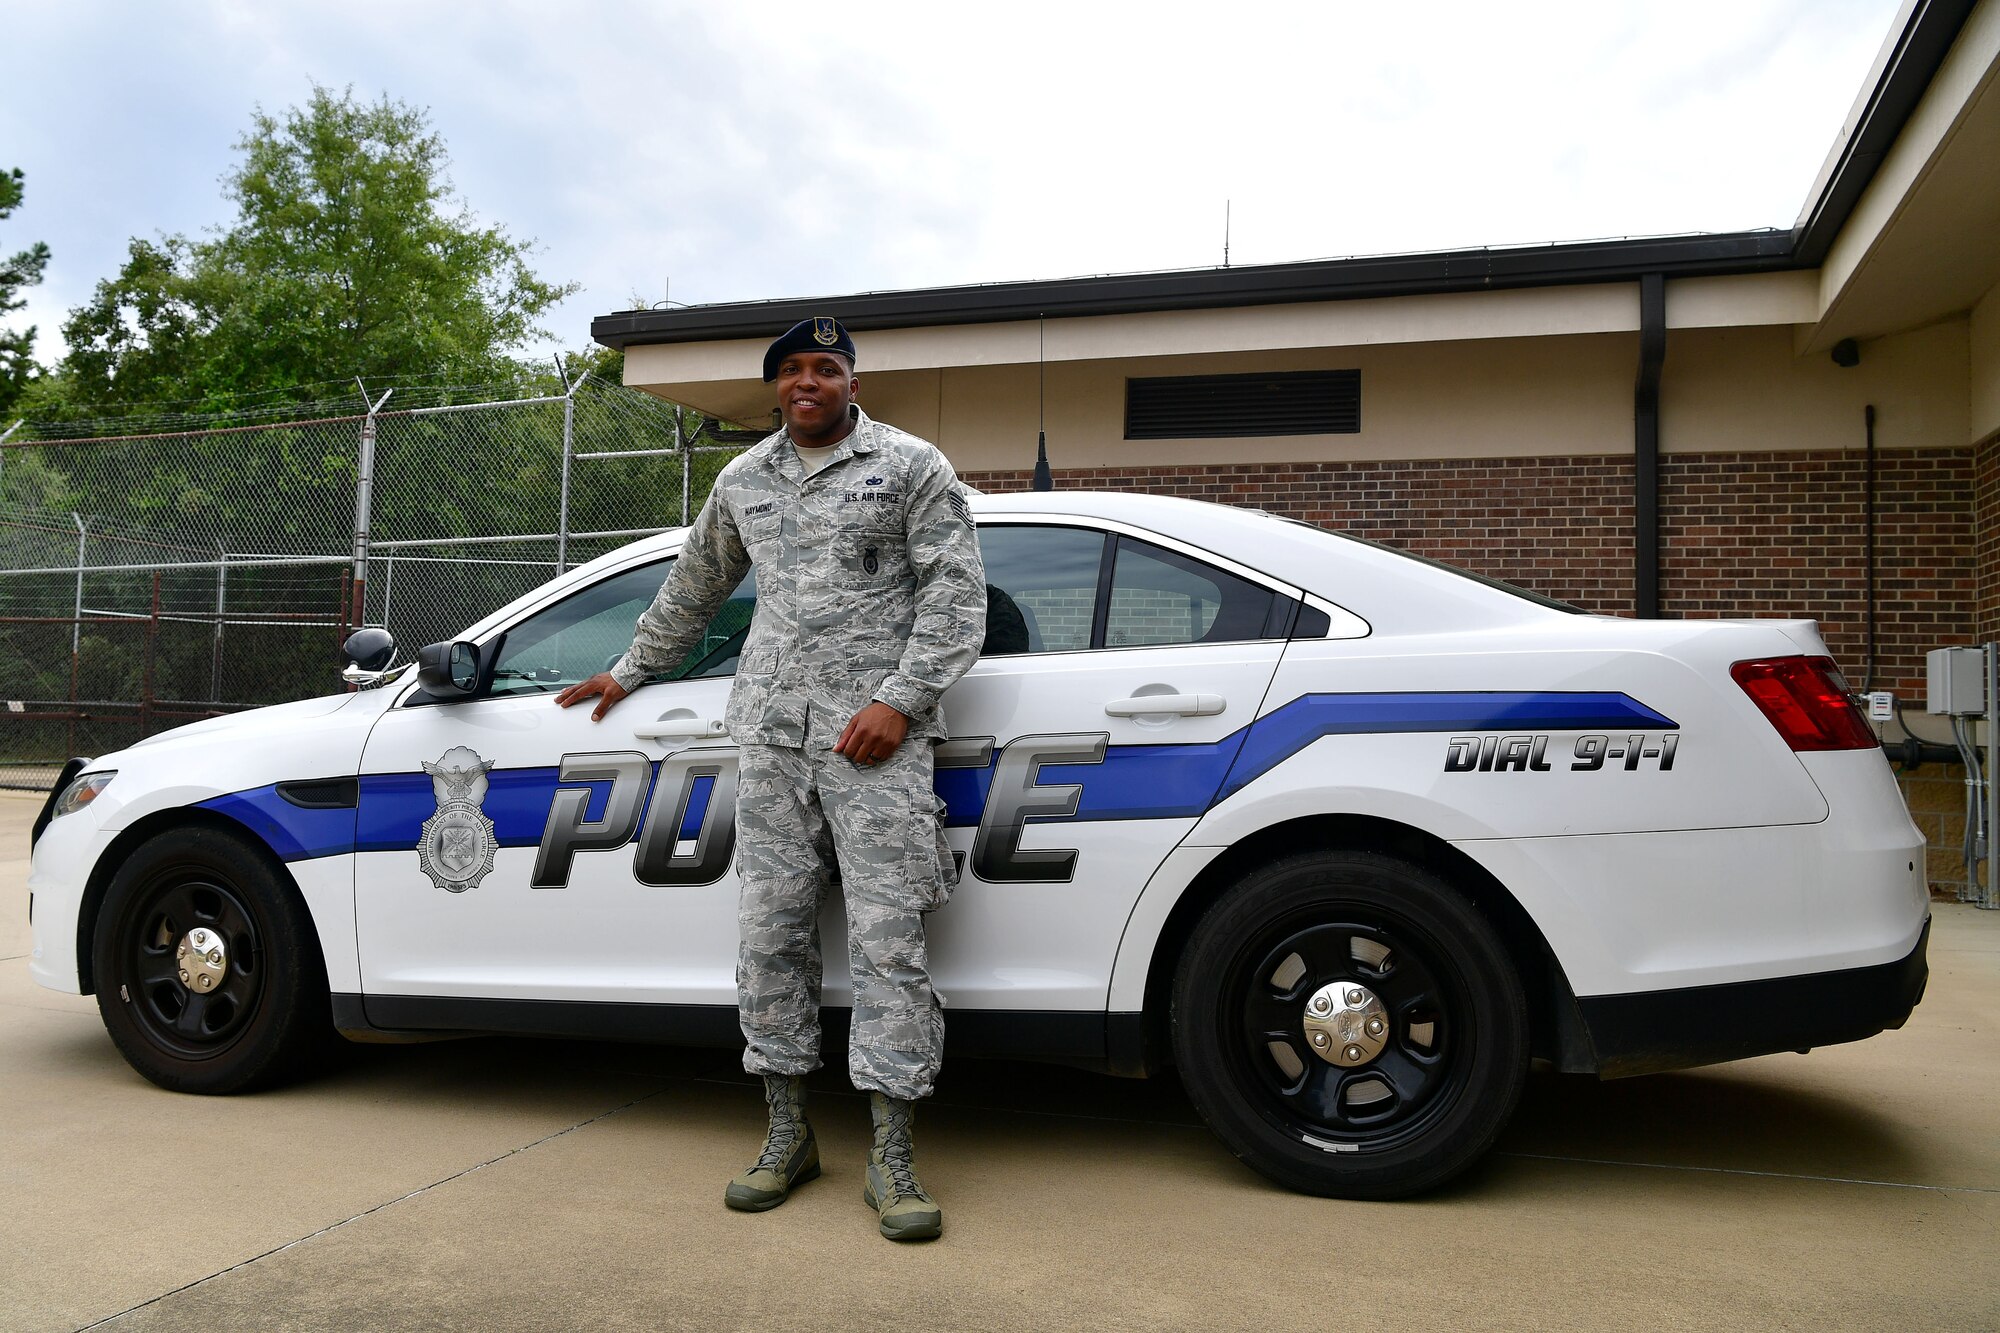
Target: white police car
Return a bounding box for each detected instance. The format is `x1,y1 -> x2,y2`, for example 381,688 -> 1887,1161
26,492 -> 1929,1198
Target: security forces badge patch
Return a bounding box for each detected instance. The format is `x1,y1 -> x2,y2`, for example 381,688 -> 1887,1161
812,316 -> 839,346
418,745 -> 498,893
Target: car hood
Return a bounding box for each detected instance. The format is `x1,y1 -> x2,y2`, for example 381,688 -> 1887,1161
124,692 -> 361,750
65,686 -> 396,835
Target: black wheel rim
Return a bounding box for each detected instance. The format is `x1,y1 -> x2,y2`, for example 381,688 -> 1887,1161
1220,908 -> 1473,1153
119,872 -> 266,1059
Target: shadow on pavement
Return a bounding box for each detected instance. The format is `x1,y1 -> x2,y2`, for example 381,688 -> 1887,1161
294,1030 -> 1921,1194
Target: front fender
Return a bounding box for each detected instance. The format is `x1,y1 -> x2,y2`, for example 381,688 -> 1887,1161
29,694 -> 388,999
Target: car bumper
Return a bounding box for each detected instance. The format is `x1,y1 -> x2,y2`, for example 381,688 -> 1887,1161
1577,915 -> 1930,1078
27,810 -> 104,994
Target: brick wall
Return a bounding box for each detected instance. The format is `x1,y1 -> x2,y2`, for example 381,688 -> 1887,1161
1016,588 -> 1093,651
1977,432 -> 2000,641
1659,449 -> 1976,697
963,445 -> 1975,698
967,458 -> 1637,612
1898,762 -> 1975,901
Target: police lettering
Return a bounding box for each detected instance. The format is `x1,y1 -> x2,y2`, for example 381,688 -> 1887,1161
633,752 -> 739,886
532,751 -> 651,888
526,733 -> 1111,890
970,733 -> 1108,884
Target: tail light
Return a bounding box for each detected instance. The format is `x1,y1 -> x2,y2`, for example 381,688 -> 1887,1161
1730,656 -> 1879,751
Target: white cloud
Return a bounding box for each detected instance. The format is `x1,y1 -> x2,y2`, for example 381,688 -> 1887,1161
0,0 -> 1902,375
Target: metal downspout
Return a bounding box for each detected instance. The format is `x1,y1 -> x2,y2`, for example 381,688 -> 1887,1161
1634,273 -> 1666,619
1864,403 -> 1878,689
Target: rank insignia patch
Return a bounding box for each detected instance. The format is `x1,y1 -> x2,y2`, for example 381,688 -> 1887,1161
418,745 -> 499,893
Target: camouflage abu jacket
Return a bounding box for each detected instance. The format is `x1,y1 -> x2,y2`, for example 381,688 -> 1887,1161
609,406 -> 987,746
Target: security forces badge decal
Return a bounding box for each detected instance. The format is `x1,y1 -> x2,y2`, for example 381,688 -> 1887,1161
812,316 -> 839,346
418,745 -> 498,893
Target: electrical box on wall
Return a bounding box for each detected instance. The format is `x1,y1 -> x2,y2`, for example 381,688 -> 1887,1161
1927,647 -> 1987,715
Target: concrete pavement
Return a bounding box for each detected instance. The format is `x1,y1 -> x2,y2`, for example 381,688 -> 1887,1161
2,789 -> 1994,1331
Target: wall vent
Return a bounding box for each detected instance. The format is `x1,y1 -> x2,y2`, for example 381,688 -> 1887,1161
1124,369 -> 1360,440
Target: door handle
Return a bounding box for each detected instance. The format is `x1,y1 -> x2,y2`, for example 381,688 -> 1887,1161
1103,693 -> 1224,718
632,711 -> 727,740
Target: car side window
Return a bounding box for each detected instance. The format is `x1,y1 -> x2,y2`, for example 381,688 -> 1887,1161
975,525 -> 1106,655
487,560 -> 757,696
1105,538 -> 1277,648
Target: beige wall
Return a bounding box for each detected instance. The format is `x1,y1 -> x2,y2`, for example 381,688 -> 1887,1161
623,271 -> 1819,435
855,335 -> 1638,473
1666,320 -> 1969,455
1973,281 -> 2000,444
621,258 -> 1977,474
849,321 -> 1971,474
640,316 -> 1974,476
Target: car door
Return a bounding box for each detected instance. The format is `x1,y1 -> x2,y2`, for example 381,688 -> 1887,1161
354,556 -> 754,1007
925,518 -> 1296,1015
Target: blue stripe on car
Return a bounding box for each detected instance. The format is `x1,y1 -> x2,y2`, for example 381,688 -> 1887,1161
196,788 -> 359,862
1214,690 -> 1676,804
201,690 -> 1677,860
680,774 -> 715,841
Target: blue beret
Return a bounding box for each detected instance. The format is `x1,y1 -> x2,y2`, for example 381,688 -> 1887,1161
763,316 -> 857,382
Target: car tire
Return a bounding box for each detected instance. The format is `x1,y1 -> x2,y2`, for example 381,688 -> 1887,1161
92,825 -> 330,1094
1171,850 -> 1529,1199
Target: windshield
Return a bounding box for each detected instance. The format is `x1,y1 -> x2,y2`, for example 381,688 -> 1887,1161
487,560 -> 755,696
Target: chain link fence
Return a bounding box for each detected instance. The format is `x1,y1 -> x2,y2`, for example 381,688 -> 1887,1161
0,377 -> 747,790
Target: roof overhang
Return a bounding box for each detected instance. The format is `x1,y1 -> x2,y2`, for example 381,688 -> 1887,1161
592,232 -> 1795,351
1805,0 -> 2000,349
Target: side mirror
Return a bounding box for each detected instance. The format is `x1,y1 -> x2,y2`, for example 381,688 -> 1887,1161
417,640 -> 484,699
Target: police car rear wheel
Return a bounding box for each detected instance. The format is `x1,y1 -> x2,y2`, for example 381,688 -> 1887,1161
92,825 -> 329,1095
1172,850 -> 1528,1199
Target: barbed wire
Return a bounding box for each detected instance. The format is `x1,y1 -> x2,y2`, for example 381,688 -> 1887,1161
3,373 -> 695,442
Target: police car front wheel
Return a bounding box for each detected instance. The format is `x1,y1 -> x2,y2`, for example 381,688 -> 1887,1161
1171,850 -> 1529,1199
92,825 -> 330,1095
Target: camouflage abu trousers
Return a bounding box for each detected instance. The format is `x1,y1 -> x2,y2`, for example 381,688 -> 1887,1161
735,707 -> 955,1101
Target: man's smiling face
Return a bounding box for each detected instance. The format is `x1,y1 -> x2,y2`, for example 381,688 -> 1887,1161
774,351 -> 858,446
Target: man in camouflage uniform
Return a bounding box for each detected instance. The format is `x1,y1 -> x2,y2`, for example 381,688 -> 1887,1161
556,316 -> 985,1242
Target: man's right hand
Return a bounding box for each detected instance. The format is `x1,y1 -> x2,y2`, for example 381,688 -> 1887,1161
554,672 -> 630,721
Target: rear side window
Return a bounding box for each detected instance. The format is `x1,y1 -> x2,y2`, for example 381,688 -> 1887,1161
976,524 -> 1286,654
1106,538 -> 1277,648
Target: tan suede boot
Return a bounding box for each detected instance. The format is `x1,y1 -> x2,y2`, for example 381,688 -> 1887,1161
724,1074 -> 819,1211
862,1091 -> 942,1241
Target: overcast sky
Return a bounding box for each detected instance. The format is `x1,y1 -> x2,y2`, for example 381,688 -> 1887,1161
3,0 -> 1902,368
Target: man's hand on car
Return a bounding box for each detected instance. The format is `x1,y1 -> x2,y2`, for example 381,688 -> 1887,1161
554,672 -> 629,721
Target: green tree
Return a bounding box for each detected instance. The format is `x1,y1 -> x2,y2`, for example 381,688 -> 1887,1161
47,85 -> 575,412
0,167 -> 52,417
